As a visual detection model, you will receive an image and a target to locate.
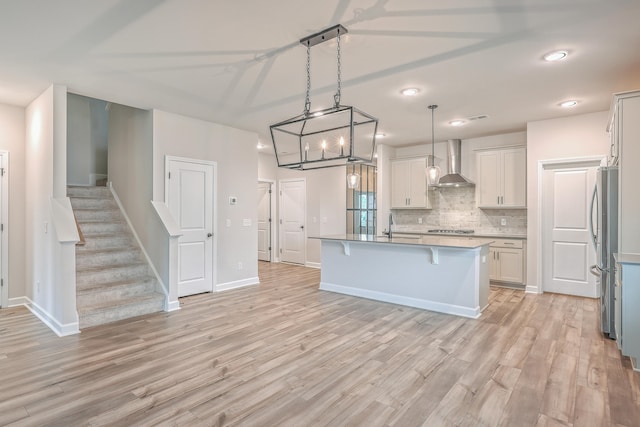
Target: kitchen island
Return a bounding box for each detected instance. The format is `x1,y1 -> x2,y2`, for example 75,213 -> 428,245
311,234 -> 492,318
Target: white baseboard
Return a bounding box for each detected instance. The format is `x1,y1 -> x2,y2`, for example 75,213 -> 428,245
319,282 -> 481,319
216,276 -> 259,292
525,285 -> 541,294
22,298 -> 80,337
8,296 -> 30,307
305,261 -> 321,269
166,300 -> 181,312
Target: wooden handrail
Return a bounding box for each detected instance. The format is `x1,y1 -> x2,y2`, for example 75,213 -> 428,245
74,212 -> 85,246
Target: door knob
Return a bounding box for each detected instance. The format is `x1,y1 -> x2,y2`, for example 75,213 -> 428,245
207,232 -> 213,237
300,225 -> 305,230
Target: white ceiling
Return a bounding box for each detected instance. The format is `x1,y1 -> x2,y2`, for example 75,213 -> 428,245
1,0 -> 639,148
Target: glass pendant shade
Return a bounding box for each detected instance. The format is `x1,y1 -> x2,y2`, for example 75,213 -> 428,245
427,165 -> 441,186
347,172 -> 360,189
426,104 -> 440,186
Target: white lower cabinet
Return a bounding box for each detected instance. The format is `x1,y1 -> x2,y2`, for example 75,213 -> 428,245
614,256 -> 640,370
489,238 -> 525,285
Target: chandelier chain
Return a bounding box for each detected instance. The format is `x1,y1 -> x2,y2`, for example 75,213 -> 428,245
304,43 -> 311,115
334,32 -> 342,107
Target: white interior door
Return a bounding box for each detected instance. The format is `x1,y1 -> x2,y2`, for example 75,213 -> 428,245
279,179 -> 306,265
257,182 -> 272,262
167,158 -> 214,297
542,162 -> 599,297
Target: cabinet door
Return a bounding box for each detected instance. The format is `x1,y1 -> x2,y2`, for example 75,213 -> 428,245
408,158 -> 428,208
489,248 -> 499,280
502,148 -> 526,207
477,151 -> 501,207
391,161 -> 409,208
496,248 -> 524,283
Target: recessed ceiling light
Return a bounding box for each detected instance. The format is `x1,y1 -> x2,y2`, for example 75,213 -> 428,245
449,120 -> 466,126
400,88 -> 419,96
375,133 -> 386,138
256,142 -> 265,149
544,50 -> 568,62
560,100 -> 578,108
313,111 -> 324,117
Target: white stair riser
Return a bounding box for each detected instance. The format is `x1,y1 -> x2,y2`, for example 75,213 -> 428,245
76,249 -> 142,269
77,281 -> 157,306
76,264 -> 151,287
79,296 -> 165,329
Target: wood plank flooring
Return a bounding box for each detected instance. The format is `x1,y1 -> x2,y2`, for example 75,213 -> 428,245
1,261 -> 639,426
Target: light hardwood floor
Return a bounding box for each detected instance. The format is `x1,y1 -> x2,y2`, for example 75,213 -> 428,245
1,262 -> 639,426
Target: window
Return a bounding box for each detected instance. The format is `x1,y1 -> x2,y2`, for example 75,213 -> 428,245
346,164 -> 376,235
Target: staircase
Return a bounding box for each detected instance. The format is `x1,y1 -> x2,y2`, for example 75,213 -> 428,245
68,186 -> 165,329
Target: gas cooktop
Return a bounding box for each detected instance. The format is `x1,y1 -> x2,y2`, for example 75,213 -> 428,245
427,229 -> 475,234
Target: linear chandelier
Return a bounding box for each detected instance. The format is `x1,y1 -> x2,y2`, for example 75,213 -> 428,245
269,24 -> 379,170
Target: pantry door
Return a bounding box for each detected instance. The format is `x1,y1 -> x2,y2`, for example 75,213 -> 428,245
257,181 -> 272,262
279,179 -> 306,265
167,157 -> 215,297
541,159 -> 601,297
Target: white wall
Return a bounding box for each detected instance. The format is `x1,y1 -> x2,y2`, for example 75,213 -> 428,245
67,94 -> 92,185
25,84 -> 79,335
152,110 -> 259,286
107,104 -> 167,291
68,94 -> 109,186
0,103 -> 26,302
526,111 -> 609,293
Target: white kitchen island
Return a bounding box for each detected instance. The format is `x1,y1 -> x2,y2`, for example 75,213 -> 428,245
312,234 -> 492,318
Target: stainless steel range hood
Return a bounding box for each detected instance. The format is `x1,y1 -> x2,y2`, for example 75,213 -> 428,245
438,139 -> 475,187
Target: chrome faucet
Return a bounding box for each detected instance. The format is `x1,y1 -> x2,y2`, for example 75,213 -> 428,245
388,212 -> 394,238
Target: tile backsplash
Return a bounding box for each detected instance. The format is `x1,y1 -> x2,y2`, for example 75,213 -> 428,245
392,186 -> 527,235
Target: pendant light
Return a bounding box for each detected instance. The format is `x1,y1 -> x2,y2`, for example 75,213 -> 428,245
269,24 -> 378,170
426,104 -> 441,186
347,170 -> 360,189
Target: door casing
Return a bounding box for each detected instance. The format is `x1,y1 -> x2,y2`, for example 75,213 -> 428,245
538,156 -> 605,297
165,156 -> 217,297
257,180 -> 274,262
278,178 -> 306,265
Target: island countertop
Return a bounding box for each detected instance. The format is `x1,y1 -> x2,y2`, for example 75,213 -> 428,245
310,234 -> 493,249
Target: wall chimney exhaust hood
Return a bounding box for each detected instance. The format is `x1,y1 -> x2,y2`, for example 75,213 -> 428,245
438,139 -> 475,187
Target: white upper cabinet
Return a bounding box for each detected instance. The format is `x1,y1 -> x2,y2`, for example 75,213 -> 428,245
391,157 -> 430,209
609,90 -> 640,255
476,147 -> 526,208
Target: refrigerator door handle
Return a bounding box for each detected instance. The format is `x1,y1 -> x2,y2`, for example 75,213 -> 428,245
590,264 -> 603,277
588,184 -> 598,252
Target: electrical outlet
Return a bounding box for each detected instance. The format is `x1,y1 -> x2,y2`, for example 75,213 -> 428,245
418,217 -> 423,224
500,218 -> 507,226
237,262 -> 243,270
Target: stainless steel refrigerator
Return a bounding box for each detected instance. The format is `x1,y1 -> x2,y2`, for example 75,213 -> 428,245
589,166 -> 618,339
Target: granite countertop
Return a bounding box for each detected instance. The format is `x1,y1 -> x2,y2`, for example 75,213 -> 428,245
311,234 -> 493,249
614,253 -> 640,265
393,230 -> 527,240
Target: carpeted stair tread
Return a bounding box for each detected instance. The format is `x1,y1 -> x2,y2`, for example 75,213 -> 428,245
77,292 -> 164,314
